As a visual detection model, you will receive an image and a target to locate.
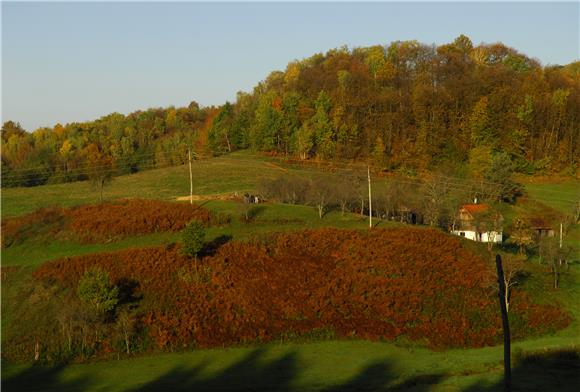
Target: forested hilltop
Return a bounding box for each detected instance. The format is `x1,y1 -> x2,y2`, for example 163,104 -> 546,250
2,35 -> 579,187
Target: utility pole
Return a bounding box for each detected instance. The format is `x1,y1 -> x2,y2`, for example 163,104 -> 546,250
368,165 -> 372,228
495,254 -> 511,391
559,221 -> 563,271
188,148 -> 193,205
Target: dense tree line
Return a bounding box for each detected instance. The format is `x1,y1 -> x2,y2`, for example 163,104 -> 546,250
2,35 -> 578,187
1,102 -> 216,186
208,35 -> 579,173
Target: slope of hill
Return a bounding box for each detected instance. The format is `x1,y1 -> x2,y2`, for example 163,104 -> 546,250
2,36 -> 579,188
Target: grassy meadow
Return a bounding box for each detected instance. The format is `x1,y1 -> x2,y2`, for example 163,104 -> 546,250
1,153 -> 579,391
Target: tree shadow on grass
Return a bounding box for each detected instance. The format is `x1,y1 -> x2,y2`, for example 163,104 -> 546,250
324,361 -> 443,392
1,349 -> 445,392
133,348 -> 298,392
464,349 -> 580,392
1,363 -> 91,392
134,349 -> 444,392
10,347 -> 577,392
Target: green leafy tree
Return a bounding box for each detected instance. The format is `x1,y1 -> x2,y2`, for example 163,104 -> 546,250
312,91 -> 335,160
208,102 -> 234,153
509,218 -> 534,255
86,143 -> 113,202
484,152 -> 520,202
469,96 -> 495,147
77,268 -> 119,315
293,122 -> 314,160
181,220 -> 206,276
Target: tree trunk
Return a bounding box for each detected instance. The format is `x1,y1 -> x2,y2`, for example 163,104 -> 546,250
125,329 -> 130,354
225,133 -> 232,152
34,340 -> 40,361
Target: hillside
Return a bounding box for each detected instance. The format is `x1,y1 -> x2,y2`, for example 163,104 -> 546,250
2,227 -> 569,363
1,155 -> 578,391
2,35 -> 579,188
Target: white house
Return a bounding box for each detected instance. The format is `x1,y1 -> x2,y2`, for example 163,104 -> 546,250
451,203 -> 503,243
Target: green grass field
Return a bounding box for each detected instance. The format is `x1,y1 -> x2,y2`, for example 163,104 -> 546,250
2,154 -> 579,391
523,182 -> 578,215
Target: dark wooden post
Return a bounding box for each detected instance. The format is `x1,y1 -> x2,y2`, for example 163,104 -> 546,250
495,254 -> 511,391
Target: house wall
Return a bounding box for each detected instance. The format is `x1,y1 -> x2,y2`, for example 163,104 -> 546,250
452,230 -> 503,243
481,231 -> 503,243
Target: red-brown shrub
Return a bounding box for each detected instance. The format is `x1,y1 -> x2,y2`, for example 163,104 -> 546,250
66,199 -> 213,243
29,228 -> 570,357
1,207 -> 65,247
2,199 -> 214,245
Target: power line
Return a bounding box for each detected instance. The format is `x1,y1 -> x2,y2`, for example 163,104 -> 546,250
1,151 -> 160,174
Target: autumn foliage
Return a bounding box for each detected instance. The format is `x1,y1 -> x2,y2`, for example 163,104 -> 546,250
1,199 -> 214,246
23,228 -> 569,360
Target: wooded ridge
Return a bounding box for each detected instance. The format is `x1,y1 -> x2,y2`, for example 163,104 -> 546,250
2,35 -> 578,187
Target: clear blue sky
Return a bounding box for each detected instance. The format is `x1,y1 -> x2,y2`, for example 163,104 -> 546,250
2,1 -> 579,131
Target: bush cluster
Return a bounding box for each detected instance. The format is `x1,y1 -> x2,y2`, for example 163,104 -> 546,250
1,199 -> 215,246
4,228 -> 570,362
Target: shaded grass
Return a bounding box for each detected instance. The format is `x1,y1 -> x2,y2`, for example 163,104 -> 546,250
2,340 -> 578,392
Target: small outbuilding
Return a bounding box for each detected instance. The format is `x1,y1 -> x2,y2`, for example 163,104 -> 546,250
530,218 -> 555,240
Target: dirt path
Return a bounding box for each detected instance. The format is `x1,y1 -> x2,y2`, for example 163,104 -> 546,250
175,193 -> 238,202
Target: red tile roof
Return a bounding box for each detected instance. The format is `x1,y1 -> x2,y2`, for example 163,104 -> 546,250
462,204 -> 489,214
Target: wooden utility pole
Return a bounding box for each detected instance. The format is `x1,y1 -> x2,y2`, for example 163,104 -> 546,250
188,148 -> 193,205
495,254 -> 511,391
367,165 -> 372,228
559,221 -> 563,271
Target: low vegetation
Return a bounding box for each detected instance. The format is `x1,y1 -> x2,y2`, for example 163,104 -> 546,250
1,199 -> 217,246
2,228 -> 569,363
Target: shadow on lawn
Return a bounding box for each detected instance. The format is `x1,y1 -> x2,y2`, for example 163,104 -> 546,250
2,348 -> 578,391
1,363 -> 91,392
464,349 -> 580,392
133,348 -> 444,392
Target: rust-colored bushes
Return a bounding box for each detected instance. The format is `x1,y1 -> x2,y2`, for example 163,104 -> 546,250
29,228 -> 570,358
2,199 -> 214,245
1,207 -> 65,247
67,199 -> 213,243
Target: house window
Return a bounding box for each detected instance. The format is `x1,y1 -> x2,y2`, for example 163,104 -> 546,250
460,232 -> 465,237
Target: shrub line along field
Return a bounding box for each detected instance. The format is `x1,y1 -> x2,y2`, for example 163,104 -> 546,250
1,153 -> 579,391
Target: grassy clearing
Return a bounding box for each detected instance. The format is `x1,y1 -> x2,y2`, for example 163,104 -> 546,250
1,152 -> 277,217
523,181 -> 579,215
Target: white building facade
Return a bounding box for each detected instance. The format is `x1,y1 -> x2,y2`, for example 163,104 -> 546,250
451,203 -> 503,243
451,229 -> 503,243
